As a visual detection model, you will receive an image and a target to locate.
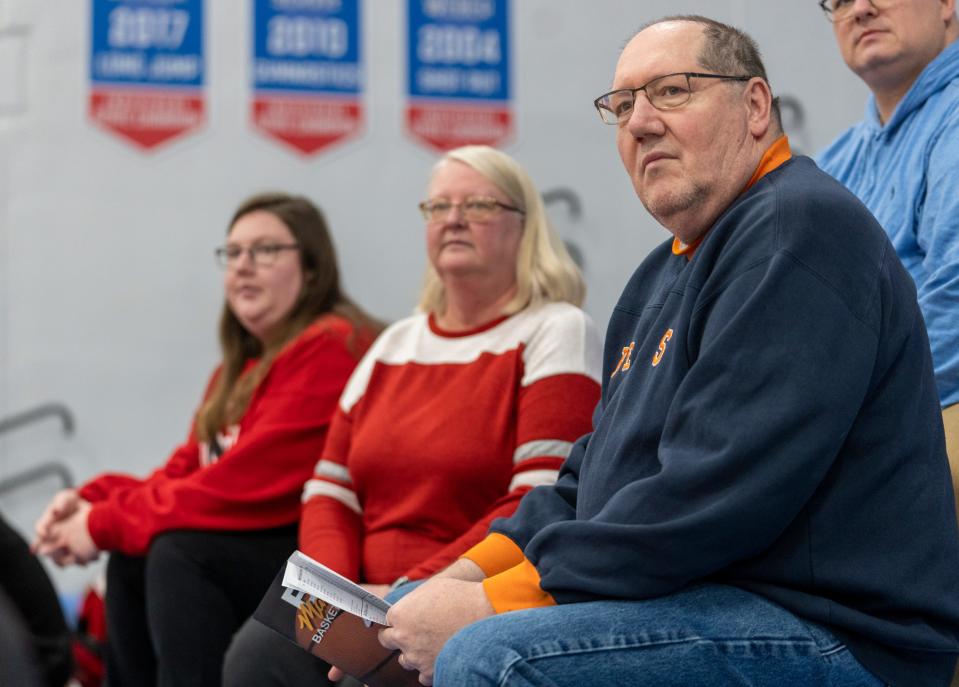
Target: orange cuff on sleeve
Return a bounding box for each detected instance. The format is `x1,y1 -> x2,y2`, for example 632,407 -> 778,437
461,532 -> 525,577
481,558 -> 557,614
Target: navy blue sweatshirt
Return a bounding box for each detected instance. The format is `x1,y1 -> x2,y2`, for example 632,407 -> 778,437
493,156 -> 959,687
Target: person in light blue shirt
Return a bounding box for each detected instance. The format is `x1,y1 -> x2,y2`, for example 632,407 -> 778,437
817,0 -> 959,516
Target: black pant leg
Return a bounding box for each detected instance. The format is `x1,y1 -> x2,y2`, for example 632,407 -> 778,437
144,527 -> 298,687
0,587 -> 44,687
223,616 -> 334,687
0,514 -> 73,687
105,552 -> 157,687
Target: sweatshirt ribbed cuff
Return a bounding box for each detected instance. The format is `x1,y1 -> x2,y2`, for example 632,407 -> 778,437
461,532 -> 525,577
481,558 -> 556,614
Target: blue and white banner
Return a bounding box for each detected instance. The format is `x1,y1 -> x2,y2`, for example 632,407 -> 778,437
252,0 -> 363,155
406,0 -> 512,151
89,0 -> 205,150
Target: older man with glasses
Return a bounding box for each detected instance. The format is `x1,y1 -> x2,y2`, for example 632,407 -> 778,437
371,14 -> 959,687
818,0 -> 959,527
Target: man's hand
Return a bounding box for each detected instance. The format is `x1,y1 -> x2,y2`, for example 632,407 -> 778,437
378,577 -> 494,685
33,500 -> 100,567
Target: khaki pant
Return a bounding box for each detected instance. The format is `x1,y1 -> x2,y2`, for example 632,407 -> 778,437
943,404 -> 959,687
945,404 -> 959,522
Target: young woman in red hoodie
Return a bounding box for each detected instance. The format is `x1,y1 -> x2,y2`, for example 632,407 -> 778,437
33,192 -> 380,687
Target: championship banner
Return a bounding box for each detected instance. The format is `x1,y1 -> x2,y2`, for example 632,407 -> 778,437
252,0 -> 363,156
406,0 -> 512,152
89,0 -> 205,151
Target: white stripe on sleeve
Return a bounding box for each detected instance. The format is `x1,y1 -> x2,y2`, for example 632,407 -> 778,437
314,459 -> 352,484
508,469 -> 560,491
301,479 -> 362,514
513,439 -> 574,464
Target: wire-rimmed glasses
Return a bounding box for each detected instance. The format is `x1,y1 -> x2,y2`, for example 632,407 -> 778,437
594,72 -> 753,125
418,197 -> 524,223
214,243 -> 300,269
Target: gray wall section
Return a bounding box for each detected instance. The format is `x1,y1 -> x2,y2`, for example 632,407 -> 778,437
0,0 -> 869,594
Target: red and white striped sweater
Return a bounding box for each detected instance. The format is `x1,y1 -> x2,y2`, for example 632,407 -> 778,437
299,302 -> 602,584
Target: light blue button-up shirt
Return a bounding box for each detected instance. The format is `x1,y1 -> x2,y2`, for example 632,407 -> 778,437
819,40 -> 959,407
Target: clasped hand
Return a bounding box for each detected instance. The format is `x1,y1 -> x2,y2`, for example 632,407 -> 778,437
32,488 -> 100,566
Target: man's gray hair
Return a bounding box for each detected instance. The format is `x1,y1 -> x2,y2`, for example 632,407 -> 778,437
637,15 -> 782,130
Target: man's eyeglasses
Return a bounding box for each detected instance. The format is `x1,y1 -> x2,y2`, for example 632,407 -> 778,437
214,243 -> 299,269
594,72 -> 752,125
418,196 -> 524,223
818,0 -> 894,22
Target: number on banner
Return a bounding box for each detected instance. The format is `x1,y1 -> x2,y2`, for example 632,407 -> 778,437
417,25 -> 501,65
266,16 -> 349,58
107,7 -> 190,50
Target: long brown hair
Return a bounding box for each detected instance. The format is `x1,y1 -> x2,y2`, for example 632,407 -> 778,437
195,192 -> 382,442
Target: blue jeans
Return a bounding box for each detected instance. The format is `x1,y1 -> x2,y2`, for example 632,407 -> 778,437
434,583 -> 885,687
385,580 -> 424,604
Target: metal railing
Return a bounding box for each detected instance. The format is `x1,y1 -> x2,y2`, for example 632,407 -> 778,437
0,403 -> 75,438
543,187 -> 585,269
0,462 -> 74,496
0,403 -> 76,495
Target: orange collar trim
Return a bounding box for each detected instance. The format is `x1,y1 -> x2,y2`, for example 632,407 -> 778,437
671,135 -> 792,259
671,234 -> 704,257
743,134 -> 792,193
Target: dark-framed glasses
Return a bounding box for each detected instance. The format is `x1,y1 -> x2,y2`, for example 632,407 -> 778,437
594,72 -> 752,125
418,196 -> 524,222
818,0 -> 893,22
214,243 -> 299,269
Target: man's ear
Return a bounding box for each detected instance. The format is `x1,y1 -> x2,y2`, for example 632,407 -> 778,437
744,77 -> 774,139
941,0 -> 957,22
941,0 -> 959,40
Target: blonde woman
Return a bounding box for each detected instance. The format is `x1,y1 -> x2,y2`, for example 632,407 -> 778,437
225,146 -> 603,686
